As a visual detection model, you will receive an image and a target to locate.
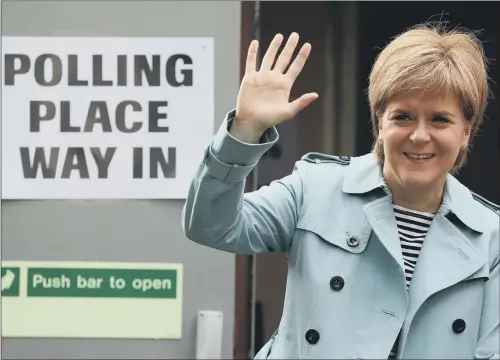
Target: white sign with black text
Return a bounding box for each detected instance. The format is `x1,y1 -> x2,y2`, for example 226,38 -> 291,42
1,36 -> 214,199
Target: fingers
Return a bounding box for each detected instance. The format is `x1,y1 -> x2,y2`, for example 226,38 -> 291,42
286,42 -> 312,82
245,40 -> 259,74
275,32 -> 300,73
248,32 -> 311,84
288,92 -> 319,116
260,34 -> 284,71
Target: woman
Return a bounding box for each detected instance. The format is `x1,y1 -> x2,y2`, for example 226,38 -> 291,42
182,23 -> 499,359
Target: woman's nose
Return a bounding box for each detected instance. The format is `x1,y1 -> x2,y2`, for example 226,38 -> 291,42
410,121 -> 431,144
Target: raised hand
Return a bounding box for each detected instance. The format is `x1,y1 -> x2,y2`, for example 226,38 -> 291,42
232,32 -> 318,142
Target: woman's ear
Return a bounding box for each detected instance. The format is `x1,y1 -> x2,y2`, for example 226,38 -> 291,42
377,111 -> 385,131
377,115 -> 384,137
462,124 -> 472,149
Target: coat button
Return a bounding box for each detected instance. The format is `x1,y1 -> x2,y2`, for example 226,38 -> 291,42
347,236 -> 360,247
452,319 -> 466,333
330,276 -> 344,291
305,329 -> 320,344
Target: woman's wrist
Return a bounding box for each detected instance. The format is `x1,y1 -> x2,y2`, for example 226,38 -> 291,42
229,117 -> 267,144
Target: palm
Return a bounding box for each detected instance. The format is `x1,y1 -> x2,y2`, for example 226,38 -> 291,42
239,74 -> 290,119
236,33 -> 318,129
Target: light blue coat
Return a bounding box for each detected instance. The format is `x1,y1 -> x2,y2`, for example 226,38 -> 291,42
182,110 -> 500,359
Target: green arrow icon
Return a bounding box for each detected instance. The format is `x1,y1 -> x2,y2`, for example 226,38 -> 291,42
2,270 -> 16,290
1,267 -> 20,296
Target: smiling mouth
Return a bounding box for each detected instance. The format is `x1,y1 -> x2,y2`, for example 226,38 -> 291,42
404,152 -> 436,160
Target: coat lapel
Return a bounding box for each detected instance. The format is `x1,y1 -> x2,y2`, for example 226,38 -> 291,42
403,173 -> 488,318
343,154 -> 407,280
363,196 -> 406,279
342,153 -> 489,356
397,178 -> 488,353
406,214 -> 485,316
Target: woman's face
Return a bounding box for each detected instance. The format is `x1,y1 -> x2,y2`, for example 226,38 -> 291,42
378,91 -> 471,190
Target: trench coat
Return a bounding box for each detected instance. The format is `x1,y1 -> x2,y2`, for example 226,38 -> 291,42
182,109 -> 500,359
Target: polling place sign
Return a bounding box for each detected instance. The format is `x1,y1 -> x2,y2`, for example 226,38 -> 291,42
1,37 -> 214,199
1,261 -> 183,339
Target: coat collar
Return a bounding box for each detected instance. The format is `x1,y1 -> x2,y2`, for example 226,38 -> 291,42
341,153 -> 484,233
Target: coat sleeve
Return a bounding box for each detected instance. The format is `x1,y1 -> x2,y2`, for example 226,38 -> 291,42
475,251 -> 500,360
181,109 -> 303,254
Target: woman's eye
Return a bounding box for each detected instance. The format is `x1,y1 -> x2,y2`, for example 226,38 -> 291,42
395,114 -> 410,121
434,116 -> 449,123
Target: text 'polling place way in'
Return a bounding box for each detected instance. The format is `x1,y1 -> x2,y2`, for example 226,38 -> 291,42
1,36 -> 214,199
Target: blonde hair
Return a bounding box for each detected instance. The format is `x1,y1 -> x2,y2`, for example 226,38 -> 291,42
368,22 -> 490,173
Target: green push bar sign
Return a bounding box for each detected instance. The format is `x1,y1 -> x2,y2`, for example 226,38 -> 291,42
27,268 -> 177,298
1,261 -> 183,339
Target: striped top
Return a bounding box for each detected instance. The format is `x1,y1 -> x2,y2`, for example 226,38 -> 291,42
388,204 -> 435,359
